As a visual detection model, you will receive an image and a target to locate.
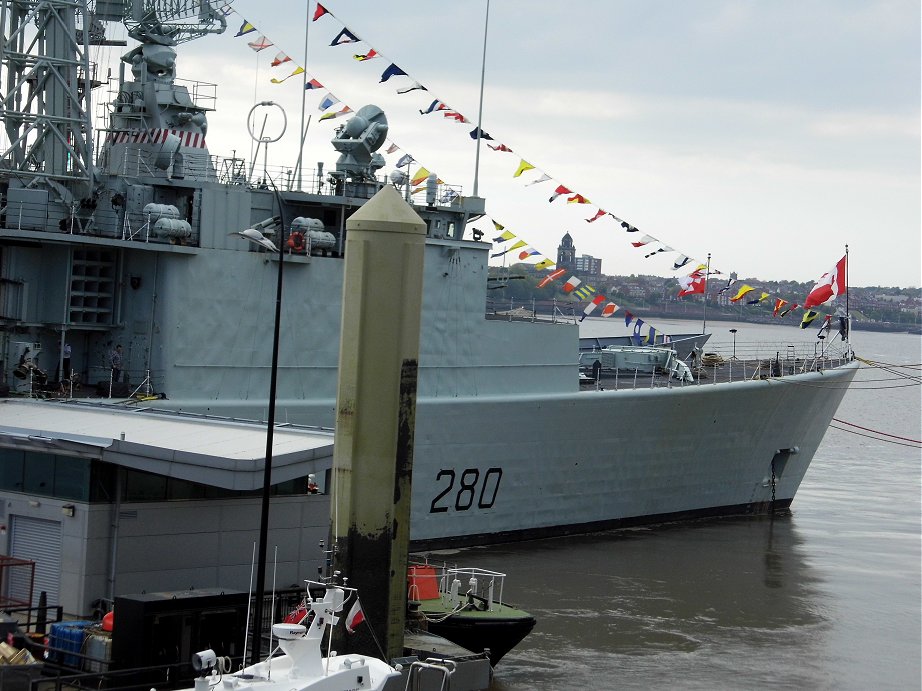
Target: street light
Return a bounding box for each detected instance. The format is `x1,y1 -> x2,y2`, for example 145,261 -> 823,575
729,328 -> 738,360
232,194 -> 285,667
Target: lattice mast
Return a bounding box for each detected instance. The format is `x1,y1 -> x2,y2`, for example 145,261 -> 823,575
0,0 -> 229,199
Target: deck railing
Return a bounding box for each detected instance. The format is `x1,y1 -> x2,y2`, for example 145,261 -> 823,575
582,341 -> 853,391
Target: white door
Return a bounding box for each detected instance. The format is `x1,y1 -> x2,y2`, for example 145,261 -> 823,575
8,515 -> 62,607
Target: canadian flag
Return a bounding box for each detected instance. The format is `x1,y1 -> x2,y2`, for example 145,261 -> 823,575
345,598 -> 365,634
804,255 -> 847,309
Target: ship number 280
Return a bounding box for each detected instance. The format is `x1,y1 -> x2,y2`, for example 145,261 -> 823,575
429,467 -> 503,513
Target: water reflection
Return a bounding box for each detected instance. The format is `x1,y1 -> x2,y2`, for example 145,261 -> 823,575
441,514 -> 829,689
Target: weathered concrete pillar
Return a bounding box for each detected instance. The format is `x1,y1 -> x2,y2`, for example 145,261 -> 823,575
330,184 -> 426,661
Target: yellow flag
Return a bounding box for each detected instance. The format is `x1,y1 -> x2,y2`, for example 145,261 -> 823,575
730,284 -> 754,302
495,230 -> 516,241
270,67 -> 305,84
410,167 -> 430,186
513,160 -> 535,178
534,258 -> 555,270
800,310 -> 819,328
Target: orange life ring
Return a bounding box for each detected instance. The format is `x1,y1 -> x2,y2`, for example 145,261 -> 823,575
287,231 -> 306,252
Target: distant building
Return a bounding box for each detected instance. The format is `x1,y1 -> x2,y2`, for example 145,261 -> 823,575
575,255 -> 603,278
557,233 -> 575,269
556,233 -> 602,278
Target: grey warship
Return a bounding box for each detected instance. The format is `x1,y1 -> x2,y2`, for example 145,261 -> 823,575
0,1 -> 858,550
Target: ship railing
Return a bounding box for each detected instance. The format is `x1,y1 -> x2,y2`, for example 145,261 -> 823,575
181,77 -> 217,112
208,154 -> 466,204
485,299 -> 579,324
700,340 -> 851,365
1,197 -> 114,238
585,340 -> 853,391
408,558 -> 506,612
19,200 -> 202,249
443,567 -> 506,612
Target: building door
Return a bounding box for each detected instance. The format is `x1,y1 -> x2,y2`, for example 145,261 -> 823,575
8,515 -> 62,607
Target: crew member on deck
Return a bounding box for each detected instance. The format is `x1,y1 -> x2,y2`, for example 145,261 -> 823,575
63,342 -> 72,381
835,304 -> 849,340
110,344 -> 123,383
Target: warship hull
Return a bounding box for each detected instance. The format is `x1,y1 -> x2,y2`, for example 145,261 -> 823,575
102,236 -> 855,546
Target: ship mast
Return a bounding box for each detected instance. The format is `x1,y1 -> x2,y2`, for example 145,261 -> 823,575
0,0 -> 229,200
471,0 -> 490,197
0,0 -> 99,196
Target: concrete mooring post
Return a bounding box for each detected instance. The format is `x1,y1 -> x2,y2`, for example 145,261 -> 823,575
330,184 -> 426,661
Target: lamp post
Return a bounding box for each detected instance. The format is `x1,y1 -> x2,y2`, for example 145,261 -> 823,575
233,197 -> 285,667
238,102 -> 289,667
729,328 -> 738,360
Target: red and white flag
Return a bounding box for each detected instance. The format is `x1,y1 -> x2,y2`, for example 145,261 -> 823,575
346,595 -> 365,633
345,598 -> 365,634
548,185 -> 571,203
580,294 -> 606,320
562,276 -> 582,293
600,302 -> 619,318
631,234 -> 655,248
537,268 -> 566,288
804,255 -> 847,309
677,273 -> 706,297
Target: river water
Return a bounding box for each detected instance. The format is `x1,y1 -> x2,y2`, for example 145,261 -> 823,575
448,319 -> 920,690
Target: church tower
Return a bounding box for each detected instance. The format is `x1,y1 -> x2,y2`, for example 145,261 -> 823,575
557,232 -> 575,269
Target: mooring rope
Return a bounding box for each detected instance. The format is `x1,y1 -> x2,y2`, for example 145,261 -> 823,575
832,418 -> 921,442
831,417 -> 921,444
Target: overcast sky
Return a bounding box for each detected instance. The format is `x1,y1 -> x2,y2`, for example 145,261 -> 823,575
101,1 -> 920,287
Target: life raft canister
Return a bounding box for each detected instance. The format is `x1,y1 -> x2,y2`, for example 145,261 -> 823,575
287,231 -> 306,252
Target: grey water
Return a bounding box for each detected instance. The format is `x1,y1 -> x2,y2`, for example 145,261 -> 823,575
469,320 -> 920,690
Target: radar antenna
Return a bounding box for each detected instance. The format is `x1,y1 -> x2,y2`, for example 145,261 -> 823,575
120,0 -> 232,46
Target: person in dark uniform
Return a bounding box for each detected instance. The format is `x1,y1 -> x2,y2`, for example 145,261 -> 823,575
110,344 -> 123,383
63,343 -> 72,381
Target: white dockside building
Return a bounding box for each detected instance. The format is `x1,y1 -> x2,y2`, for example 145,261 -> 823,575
0,399 -> 333,615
